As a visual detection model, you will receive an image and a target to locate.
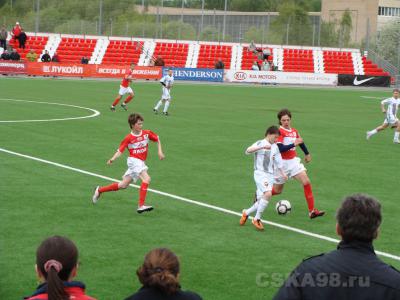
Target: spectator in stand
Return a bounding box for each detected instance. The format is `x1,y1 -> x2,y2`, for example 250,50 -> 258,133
251,61 -> 260,71
81,56 -> 89,64
41,50 -> 51,62
26,49 -> 38,62
24,235 -> 96,300
1,49 -> 10,60
18,30 -> 27,49
10,48 -> 20,61
12,21 -> 22,41
52,52 -> 60,63
214,59 -> 225,69
273,194 -> 400,300
263,48 -> 271,60
261,59 -> 270,71
154,56 -> 165,67
0,25 -> 7,50
125,248 -> 202,300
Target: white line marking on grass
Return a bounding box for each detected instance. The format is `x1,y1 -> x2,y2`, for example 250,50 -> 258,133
360,96 -> 384,100
1,146 -> 400,262
0,98 -> 100,123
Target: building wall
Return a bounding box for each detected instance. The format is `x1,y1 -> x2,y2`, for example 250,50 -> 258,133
321,0 -> 379,43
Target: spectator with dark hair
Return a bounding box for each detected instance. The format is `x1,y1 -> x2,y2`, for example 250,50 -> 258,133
1,49 -> 10,60
0,25 -> 7,50
18,30 -> 27,49
41,50 -> 51,62
214,59 -> 224,69
26,49 -> 38,62
24,235 -> 96,300
52,52 -> 60,63
125,248 -> 202,300
274,194 -> 400,300
10,48 -> 20,61
154,56 -> 165,67
251,61 -> 260,71
262,48 -> 271,60
81,56 -> 89,64
12,21 -> 22,41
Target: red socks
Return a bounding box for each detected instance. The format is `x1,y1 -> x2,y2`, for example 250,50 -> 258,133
303,183 -> 315,212
99,182 -> 119,193
112,97 -> 121,107
271,187 -> 278,195
123,95 -> 133,104
139,182 -> 149,207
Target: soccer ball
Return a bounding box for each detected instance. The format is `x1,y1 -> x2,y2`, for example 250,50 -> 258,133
275,200 -> 292,215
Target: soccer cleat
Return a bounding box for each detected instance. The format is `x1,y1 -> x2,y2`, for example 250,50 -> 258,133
92,186 -> 100,204
366,132 -> 372,140
153,109 -> 158,114
394,139 -> 400,144
252,219 -> 264,231
163,111 -> 169,116
137,205 -> 154,214
239,210 -> 249,226
121,103 -> 127,111
110,106 -> 116,112
309,208 -> 325,219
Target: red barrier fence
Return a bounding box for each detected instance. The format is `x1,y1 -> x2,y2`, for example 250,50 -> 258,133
0,61 -> 162,79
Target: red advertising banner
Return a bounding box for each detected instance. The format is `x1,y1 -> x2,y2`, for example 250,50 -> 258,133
0,61 -> 27,74
25,62 -> 162,79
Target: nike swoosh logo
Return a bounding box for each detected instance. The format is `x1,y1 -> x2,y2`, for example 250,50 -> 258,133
353,77 -> 375,86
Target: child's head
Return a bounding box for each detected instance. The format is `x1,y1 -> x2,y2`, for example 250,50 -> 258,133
36,236 -> 79,300
128,113 -> 144,130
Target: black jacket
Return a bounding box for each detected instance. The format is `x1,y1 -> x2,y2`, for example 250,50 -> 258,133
41,53 -> 51,62
1,52 -> 10,60
274,240 -> 400,300
10,52 -> 20,61
18,32 -> 27,43
125,286 -> 202,300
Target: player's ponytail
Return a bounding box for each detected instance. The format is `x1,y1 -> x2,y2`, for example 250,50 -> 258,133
36,236 -> 79,300
137,248 -> 181,295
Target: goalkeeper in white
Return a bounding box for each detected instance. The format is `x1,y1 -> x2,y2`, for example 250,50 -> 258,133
153,69 -> 175,116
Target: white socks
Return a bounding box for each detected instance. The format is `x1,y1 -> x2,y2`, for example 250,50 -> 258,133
245,201 -> 259,216
163,100 -> 170,113
255,198 -> 269,220
154,100 -> 162,110
368,129 -> 378,136
394,131 -> 400,142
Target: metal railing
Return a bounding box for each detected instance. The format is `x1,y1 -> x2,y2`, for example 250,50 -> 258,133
366,50 -> 399,77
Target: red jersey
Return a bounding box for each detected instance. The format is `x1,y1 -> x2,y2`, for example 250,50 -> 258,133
118,130 -> 159,161
121,69 -> 133,88
277,126 -> 300,160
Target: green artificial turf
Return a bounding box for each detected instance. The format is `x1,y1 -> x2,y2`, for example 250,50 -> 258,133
0,77 -> 399,299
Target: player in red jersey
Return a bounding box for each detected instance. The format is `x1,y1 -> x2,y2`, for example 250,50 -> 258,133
272,109 -> 325,219
110,63 -> 135,112
92,113 -> 165,213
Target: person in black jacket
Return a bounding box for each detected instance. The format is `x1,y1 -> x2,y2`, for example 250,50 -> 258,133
125,248 -> 202,300
274,193 -> 400,300
10,48 -> 20,61
1,49 -> 10,60
41,50 -> 51,62
18,30 -> 27,49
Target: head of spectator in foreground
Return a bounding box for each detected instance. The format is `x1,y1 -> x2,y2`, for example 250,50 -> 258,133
336,194 -> 381,243
137,248 -> 181,295
35,235 -> 79,300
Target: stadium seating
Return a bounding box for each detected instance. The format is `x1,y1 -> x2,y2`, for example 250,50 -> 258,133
152,42 -> 189,67
241,47 -> 273,70
283,49 -> 314,73
55,38 -> 97,63
323,51 -> 354,75
8,35 -> 48,60
362,56 -> 389,76
102,40 -> 143,65
197,44 -> 231,69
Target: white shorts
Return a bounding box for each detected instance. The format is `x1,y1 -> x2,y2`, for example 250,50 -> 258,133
384,115 -> 398,125
119,85 -> 134,96
162,87 -> 171,100
254,170 -> 274,199
274,157 -> 306,185
123,157 -> 148,182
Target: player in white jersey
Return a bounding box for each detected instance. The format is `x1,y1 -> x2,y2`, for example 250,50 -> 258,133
367,89 -> 400,143
153,69 -> 174,116
240,126 -> 288,231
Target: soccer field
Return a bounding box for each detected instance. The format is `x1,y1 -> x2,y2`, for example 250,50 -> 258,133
1,78 -> 399,299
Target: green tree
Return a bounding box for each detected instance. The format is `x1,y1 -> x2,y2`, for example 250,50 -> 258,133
338,9 -> 352,47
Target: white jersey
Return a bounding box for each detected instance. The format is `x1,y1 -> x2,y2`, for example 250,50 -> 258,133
247,139 -> 283,174
382,97 -> 400,119
160,75 -> 174,89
